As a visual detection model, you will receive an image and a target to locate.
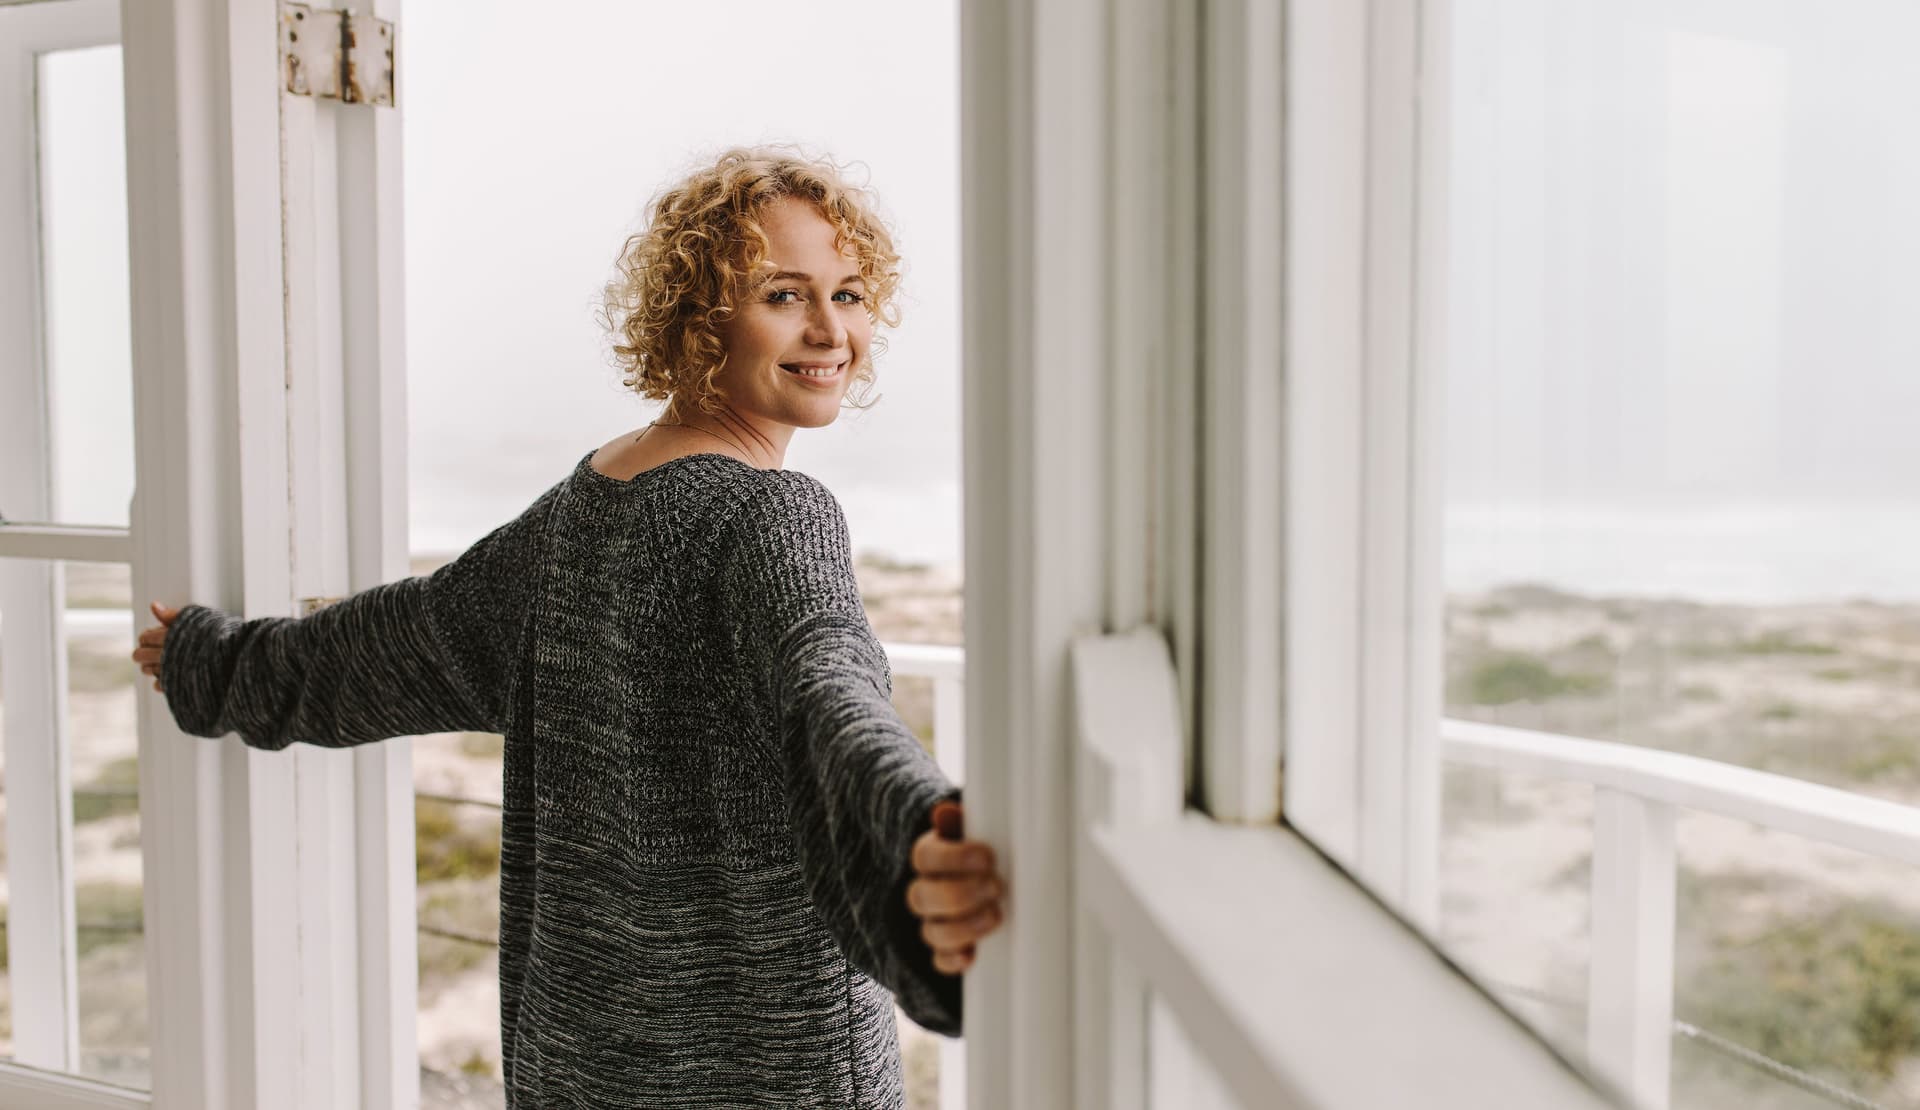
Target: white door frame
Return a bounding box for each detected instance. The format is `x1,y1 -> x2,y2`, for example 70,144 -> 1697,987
115,0 -> 417,1105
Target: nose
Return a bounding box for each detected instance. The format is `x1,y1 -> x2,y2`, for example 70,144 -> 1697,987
803,299 -> 848,349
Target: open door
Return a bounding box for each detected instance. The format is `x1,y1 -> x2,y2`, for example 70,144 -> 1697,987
0,0 -> 416,1106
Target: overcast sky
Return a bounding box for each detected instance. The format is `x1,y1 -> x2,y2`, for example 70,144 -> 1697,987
398,0 -> 965,563
29,0 -> 1920,600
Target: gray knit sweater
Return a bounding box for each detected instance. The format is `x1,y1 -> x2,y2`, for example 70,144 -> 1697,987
160,450 -> 964,1108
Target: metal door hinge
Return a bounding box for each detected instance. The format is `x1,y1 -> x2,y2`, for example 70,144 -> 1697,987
300,596 -> 345,615
280,3 -> 395,107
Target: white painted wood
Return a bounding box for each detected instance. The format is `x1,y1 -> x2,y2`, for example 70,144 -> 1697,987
885,642 -> 966,683
1587,789 -> 1676,1110
960,0 -> 1113,1104
884,648 -> 968,1108
118,0 -> 305,1103
1072,630 -> 1183,1110
1159,0 -> 1203,804
1280,0 -> 1368,871
1354,0 -> 1446,928
1104,0 -> 1177,641
930,675 -> 966,787
1146,994 -> 1189,1108
1444,719 -> 1920,866
54,608 -> 136,637
1197,0 -> 1285,827
1148,993 -> 1242,1110
1404,0 -> 1456,936
1066,633 -> 1615,1108
334,1 -> 419,1094
1354,0 -> 1421,905
1085,814 -> 1620,1110
0,0 -> 120,1083
1359,0 -> 1443,933
1072,631 -> 1185,830
0,1061 -> 149,1109
1279,0 -> 1445,929
280,9 -> 366,1104
0,525 -> 134,563
1105,951 -> 1148,1110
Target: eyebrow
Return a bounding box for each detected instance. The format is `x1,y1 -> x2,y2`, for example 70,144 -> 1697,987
766,270 -> 866,286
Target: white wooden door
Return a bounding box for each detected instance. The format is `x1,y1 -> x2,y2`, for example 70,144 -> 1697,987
0,0 -> 129,1099
0,0 -> 415,1106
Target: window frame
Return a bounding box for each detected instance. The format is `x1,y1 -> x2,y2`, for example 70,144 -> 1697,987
0,0 -> 427,1105
1265,0 -> 1449,925
0,0 -> 137,1098
961,0 -> 1629,1104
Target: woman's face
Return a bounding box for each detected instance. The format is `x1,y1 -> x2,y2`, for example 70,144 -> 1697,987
711,198 -> 874,431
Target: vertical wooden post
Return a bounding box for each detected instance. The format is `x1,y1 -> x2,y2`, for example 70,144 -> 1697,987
961,0 -> 1113,1105
931,673 -> 969,1109
279,1 -> 418,1106
1071,631 -> 1183,1110
1587,787 -> 1676,1110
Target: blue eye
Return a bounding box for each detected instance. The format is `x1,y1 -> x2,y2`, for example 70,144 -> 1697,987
767,289 -> 800,304
834,290 -> 866,304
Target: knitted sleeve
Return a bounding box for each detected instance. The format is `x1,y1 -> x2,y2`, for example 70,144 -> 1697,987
160,481 -> 560,749
720,470 -> 966,1037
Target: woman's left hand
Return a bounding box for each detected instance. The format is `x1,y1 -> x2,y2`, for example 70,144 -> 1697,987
906,800 -> 1006,976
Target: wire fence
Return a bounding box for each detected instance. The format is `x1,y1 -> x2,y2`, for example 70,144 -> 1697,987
64,785 -> 509,954
1487,979 -> 1889,1110
416,789 -> 501,812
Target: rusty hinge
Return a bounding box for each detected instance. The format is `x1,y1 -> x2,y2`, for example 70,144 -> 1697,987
280,3 -> 395,107
299,596 -> 346,615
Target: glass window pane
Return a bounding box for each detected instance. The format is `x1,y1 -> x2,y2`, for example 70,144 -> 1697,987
37,45 -> 135,529
0,558 -> 147,1089
1438,2 -> 1920,1107
64,560 -> 145,1087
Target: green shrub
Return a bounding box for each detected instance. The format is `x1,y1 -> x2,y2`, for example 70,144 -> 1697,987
1684,900 -> 1920,1085
1732,631 -> 1841,656
1845,733 -> 1920,782
416,800 -> 501,883
75,881 -> 144,958
459,1051 -> 495,1078
74,756 -> 141,824
418,932 -> 493,981
1759,701 -> 1801,722
1459,653 -> 1612,705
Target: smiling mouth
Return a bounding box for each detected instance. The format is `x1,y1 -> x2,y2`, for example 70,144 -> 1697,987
780,361 -> 846,380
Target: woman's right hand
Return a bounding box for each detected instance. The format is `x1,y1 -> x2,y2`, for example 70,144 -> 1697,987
906,800 -> 1007,976
134,601 -> 181,694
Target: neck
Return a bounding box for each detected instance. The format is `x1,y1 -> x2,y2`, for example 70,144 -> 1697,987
659,402 -> 790,470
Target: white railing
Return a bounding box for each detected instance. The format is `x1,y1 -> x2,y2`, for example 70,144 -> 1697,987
881,641 -> 970,1110
1443,718 -> 1920,1110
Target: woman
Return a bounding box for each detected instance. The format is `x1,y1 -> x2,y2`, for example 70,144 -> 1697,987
133,146 -> 1006,1108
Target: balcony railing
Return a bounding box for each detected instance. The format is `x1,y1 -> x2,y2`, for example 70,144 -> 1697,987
1444,718 -> 1920,1110
52,608 -> 1920,1109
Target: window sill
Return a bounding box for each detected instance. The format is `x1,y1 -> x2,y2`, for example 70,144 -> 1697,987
1080,811 -> 1625,1109
0,1062 -> 150,1110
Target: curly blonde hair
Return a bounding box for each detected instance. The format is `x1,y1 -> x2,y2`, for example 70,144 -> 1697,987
601,145 -> 904,416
